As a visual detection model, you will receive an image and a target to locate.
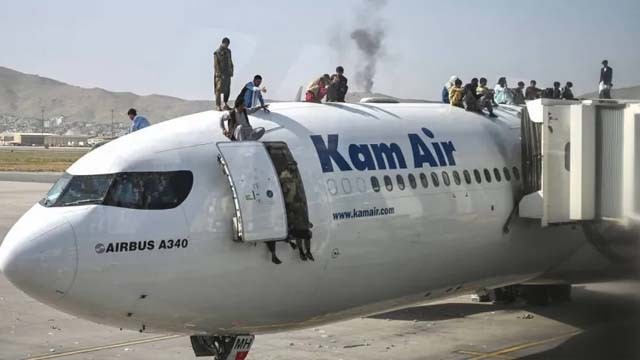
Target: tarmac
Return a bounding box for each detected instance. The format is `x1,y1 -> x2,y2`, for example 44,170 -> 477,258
0,174 -> 639,360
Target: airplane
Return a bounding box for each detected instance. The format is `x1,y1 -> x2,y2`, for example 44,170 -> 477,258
0,99 -> 638,359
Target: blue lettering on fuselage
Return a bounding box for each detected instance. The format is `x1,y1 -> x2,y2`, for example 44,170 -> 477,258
310,127 -> 457,173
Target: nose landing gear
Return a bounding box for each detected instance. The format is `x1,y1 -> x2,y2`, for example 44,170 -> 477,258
190,334 -> 255,359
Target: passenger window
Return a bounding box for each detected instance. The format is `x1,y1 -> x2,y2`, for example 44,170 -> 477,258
473,169 -> 482,184
493,168 -> 502,182
356,177 -> 366,193
512,166 -> 521,181
371,176 -> 380,192
408,173 -> 417,189
463,170 -> 472,184
442,171 -> 451,186
484,169 -> 492,183
384,175 -> 393,191
104,171 -> 194,210
430,172 -> 440,187
453,170 -> 461,185
503,167 -> 512,181
326,179 -> 338,195
396,175 -> 405,190
420,173 -> 429,188
341,178 -> 352,193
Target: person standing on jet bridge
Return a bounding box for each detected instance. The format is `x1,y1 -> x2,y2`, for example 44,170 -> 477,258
213,37 -> 234,111
219,97 -> 265,141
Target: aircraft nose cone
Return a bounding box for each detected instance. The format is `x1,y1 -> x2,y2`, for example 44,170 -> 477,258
0,217 -> 78,302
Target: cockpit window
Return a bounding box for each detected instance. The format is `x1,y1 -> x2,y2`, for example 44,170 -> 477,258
40,173 -> 73,207
104,171 -> 193,210
40,171 -> 193,210
57,174 -> 114,206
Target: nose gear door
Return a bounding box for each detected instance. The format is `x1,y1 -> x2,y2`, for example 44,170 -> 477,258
216,141 -> 288,242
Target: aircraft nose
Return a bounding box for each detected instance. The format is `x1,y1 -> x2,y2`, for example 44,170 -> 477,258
0,214 -> 78,302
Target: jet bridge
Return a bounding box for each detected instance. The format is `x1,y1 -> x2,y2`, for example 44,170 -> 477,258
519,99 -> 640,228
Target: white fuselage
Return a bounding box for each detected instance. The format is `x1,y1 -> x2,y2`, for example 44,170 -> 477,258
0,103 -> 592,335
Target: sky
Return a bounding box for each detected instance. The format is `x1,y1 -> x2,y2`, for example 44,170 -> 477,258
1,0 -> 639,101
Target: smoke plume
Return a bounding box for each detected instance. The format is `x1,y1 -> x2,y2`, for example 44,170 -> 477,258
350,0 -> 387,93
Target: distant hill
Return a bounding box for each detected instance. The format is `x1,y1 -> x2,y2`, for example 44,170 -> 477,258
0,66 -> 214,125
0,66 -> 434,131
580,85 -> 640,100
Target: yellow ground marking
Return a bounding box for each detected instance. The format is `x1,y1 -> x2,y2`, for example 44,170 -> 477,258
26,334 -> 184,360
468,330 -> 582,360
456,350 -> 514,359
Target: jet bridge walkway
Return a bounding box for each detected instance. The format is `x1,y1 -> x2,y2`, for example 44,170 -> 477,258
518,98 -> 640,229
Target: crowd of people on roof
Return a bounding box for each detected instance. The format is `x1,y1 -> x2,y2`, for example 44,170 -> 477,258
441,60 -> 615,117
442,76 -> 576,117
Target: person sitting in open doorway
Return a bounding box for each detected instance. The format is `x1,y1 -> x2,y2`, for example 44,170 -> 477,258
219,97 -> 265,141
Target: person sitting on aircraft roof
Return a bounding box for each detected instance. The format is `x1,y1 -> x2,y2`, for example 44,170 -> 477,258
513,81 -> 526,105
463,78 -> 480,113
127,108 -> 150,133
327,66 -> 348,102
561,81 -> 575,100
476,78 -> 498,118
240,75 -> 270,112
448,79 -> 464,108
219,97 -> 265,141
552,81 -> 562,99
494,77 -> 514,105
525,80 -> 541,100
442,75 -> 458,104
305,74 -> 331,103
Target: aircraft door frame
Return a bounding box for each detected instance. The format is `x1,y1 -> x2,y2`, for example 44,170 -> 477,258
216,141 -> 288,242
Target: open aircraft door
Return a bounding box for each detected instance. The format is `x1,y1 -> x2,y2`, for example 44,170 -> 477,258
216,141 -> 288,242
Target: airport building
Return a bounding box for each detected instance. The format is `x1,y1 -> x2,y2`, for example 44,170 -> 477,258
4,133 -> 90,147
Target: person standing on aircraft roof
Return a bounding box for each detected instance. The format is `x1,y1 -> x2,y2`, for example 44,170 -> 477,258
305,74 -> 331,103
599,60 -> 613,99
279,164 -> 313,261
127,108 -> 150,133
562,82 -> 575,100
219,97 -> 265,141
476,78 -> 498,118
525,80 -> 541,100
463,78 -> 480,112
448,79 -> 464,108
442,75 -> 458,103
240,75 -> 270,112
513,82 -> 526,105
213,37 -> 234,111
493,77 -> 514,104
327,66 -> 349,102
552,81 -> 562,99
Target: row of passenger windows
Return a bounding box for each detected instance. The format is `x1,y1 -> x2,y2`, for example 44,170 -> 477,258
369,166 -> 520,192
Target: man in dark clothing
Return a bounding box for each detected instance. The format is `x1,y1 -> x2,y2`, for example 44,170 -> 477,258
599,60 -> 613,99
214,37 -> 234,111
513,81 -> 526,104
562,81 -> 575,100
327,66 -> 348,102
552,81 -> 562,99
525,80 -> 541,100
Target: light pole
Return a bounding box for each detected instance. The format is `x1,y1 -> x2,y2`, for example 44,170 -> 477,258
41,107 -> 45,146
110,109 -> 114,137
